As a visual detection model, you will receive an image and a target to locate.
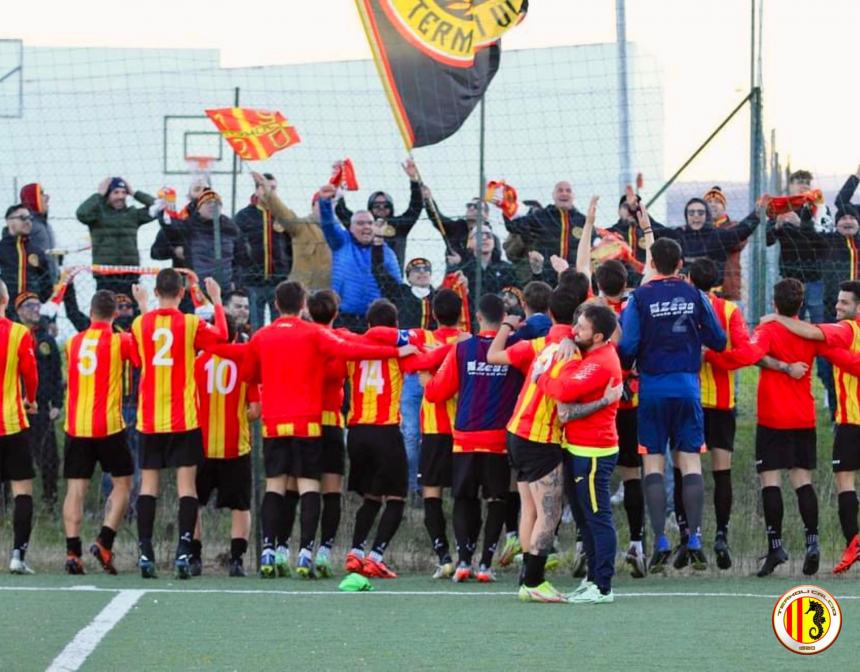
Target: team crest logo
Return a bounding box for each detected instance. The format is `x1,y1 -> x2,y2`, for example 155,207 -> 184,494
571,226 -> 584,239
772,585 -> 842,655
380,0 -> 526,67
39,342 -> 51,356
28,253 -> 40,267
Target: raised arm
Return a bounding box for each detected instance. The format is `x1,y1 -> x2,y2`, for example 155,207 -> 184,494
320,196 -> 349,251
576,196 -> 599,279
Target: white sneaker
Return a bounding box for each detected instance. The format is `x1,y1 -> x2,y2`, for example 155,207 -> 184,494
610,482 -> 625,506
9,549 -> 34,575
567,577 -> 595,598
568,583 -> 614,604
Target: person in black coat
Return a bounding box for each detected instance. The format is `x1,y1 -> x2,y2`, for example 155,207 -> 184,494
0,205 -> 52,318
335,159 -> 423,270
606,193 -> 669,287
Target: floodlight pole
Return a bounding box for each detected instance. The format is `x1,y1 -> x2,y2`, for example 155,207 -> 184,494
476,95 -> 485,314
615,0 -> 632,195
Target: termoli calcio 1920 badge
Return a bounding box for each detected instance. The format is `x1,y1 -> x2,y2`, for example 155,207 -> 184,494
772,585 -> 842,655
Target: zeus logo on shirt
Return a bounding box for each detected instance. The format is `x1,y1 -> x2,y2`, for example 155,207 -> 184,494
467,361 -> 509,376
648,298 -> 695,319
572,363 -> 599,380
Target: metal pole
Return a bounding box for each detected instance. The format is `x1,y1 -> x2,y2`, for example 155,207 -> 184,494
231,86 -> 240,218
476,95 -> 485,315
749,0 -> 766,320
615,0 -> 632,195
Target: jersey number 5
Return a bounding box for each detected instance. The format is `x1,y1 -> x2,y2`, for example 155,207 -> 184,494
358,360 -> 385,394
77,338 -> 99,376
152,327 -> 174,366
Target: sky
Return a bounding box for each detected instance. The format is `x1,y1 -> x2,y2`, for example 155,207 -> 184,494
2,0 -> 858,183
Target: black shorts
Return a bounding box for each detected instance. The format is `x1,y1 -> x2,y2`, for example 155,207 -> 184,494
197,454 -> 252,510
321,426 -> 346,476
755,425 -> 816,473
452,452 -> 510,500
833,424 -> 860,472
64,432 -> 134,479
506,433 -> 563,483
616,407 -> 641,468
418,434 -> 453,488
140,429 -> 204,469
264,436 -> 323,480
0,431 -> 34,482
704,408 -> 736,452
347,425 -> 407,498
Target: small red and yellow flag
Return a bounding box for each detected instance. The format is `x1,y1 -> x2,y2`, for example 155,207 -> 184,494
205,108 -> 300,161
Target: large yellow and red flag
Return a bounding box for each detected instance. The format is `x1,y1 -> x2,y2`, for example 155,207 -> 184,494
204,108 -> 300,161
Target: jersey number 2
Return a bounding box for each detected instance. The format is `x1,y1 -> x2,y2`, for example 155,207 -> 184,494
152,328 -> 174,366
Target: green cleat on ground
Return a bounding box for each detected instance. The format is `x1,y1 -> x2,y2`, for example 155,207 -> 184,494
315,551 -> 334,578
497,533 -> 522,567
518,581 -> 567,603
260,549 -> 277,579
274,546 -> 291,578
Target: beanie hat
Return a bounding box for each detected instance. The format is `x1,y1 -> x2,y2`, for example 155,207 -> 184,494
14,291 -> 39,311
196,188 -> 222,209
406,257 -> 432,274
107,177 -> 129,195
836,203 -> 860,225
703,186 -> 727,207
19,183 -> 45,215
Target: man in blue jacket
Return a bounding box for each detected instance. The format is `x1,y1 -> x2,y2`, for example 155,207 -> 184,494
619,237 -> 727,573
320,197 -> 400,332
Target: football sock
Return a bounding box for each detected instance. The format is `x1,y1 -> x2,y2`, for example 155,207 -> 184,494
795,484 -> 818,546
761,486 -> 783,550
279,489 -> 299,547
838,490 -> 859,544
479,500 -> 506,567
623,478 -> 644,543
423,496 -> 450,562
371,500 -> 405,556
712,469 -> 733,538
320,493 -> 341,549
177,496 -> 198,556
643,473 -> 666,538
299,492 -> 321,553
352,498 -> 382,550
261,491 -> 283,551
136,494 -> 156,558
681,473 -> 704,543
98,525 -> 117,551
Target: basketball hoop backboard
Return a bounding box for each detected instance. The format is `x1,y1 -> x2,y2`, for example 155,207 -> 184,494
163,115 -> 240,175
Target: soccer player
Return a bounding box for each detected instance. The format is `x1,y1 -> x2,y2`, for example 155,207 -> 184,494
758,280 -> 860,574
619,238 -> 727,572
62,290 -> 139,575
343,299 -> 428,579
192,315 -> 261,577
487,287 -> 578,600
720,279 -> 823,576
241,284 -> 410,578
540,304 -> 623,604
425,294 -> 524,583
414,289 -> 466,578
131,269 -> 228,579
682,258 -> 752,570
0,279 -> 38,574
592,259 -> 647,577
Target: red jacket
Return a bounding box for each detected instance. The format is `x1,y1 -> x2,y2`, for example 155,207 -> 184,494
538,342 -> 622,452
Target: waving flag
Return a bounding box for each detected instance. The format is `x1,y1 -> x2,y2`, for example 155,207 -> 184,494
356,0 -> 527,149
205,108 -> 300,161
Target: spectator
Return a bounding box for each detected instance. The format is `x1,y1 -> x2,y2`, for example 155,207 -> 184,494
702,187 -> 746,302
423,188 -> 489,267
234,173 -> 291,328
321,193 -> 400,332
15,291 -> 62,512
607,193 -> 667,288
372,256 -> 437,331
252,172 -> 331,293
504,181 -> 586,284
766,170 -> 828,323
0,205 -> 51,317
224,289 -> 252,341
336,159 -> 423,269
505,280 -> 552,345
167,188 -> 245,289
75,177 -> 155,299
18,183 -> 58,283
451,222 -> 518,300
824,205 -> 860,320
500,285 -> 525,318
668,197 -> 759,287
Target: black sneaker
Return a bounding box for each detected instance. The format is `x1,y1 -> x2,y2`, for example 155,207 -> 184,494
714,536 -> 732,570
648,548 -> 671,574
229,559 -> 247,577
190,557 -> 203,577
672,544 -> 690,570
802,542 -> 820,576
756,546 -> 789,577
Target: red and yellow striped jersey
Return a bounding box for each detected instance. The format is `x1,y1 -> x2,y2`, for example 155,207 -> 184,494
603,295 -> 638,409
418,326 -> 462,435
0,318 -> 37,436
131,306 -> 227,434
700,294 -> 748,410
346,357 -> 404,426
64,323 -> 133,438
195,351 -> 259,459
821,319 -> 860,425
506,325 -> 576,444
322,356 -> 347,428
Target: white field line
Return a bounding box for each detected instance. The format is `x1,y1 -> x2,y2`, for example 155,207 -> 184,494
45,589 -> 145,672
1,586 -> 859,600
